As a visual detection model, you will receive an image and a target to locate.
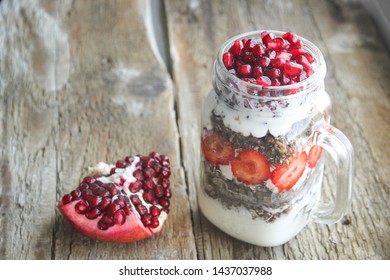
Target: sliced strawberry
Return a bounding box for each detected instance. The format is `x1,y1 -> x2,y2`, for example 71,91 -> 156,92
231,149 -> 270,185
271,152 -> 308,191
201,130 -> 234,165
308,145 -> 323,168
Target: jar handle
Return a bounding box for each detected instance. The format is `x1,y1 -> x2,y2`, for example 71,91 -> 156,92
312,126 -> 354,224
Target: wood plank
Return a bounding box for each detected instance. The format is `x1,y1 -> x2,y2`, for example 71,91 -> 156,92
165,0 -> 389,259
0,0 -> 196,259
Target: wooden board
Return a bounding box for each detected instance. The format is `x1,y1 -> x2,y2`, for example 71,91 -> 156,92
164,0 -> 390,259
0,0 -> 389,260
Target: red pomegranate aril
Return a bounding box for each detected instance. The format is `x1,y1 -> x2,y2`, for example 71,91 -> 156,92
97,220 -> 109,230
143,189 -> 155,203
154,186 -> 165,198
152,162 -> 162,173
136,204 -> 148,216
149,205 -> 161,217
237,64 -> 252,77
242,39 -> 253,53
284,61 -> 303,76
150,217 -> 160,229
97,197 -> 111,211
100,213 -> 115,227
266,50 -> 276,59
159,198 -> 170,208
86,208 -> 101,219
123,207 -> 132,215
291,47 -> 304,58
302,52 -> 315,63
61,194 -> 72,205
282,32 -> 298,45
242,52 -> 255,64
271,58 -> 286,69
86,195 -> 102,208
256,76 -> 271,86
143,179 -> 155,190
161,167 -> 171,178
229,40 -> 243,57
267,37 -> 287,50
130,195 -> 141,206
164,188 -> 172,198
133,170 -> 144,181
113,210 -> 126,225
143,167 -> 156,179
129,181 -> 142,193
107,203 -> 121,214
296,54 -> 312,72
252,43 -> 265,58
141,214 -> 152,227
275,51 -> 292,60
271,78 -> 281,86
113,197 -> 126,208
253,66 -> 263,78
75,200 -> 89,214
261,32 -> 274,45
82,176 -> 96,184
78,182 -> 88,192
265,68 -> 281,79
222,52 -> 234,69
124,156 -> 134,164
70,189 -> 81,199
116,159 -> 127,168
259,57 -> 271,68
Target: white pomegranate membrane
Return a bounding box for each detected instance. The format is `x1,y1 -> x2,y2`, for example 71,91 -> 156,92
199,31 -> 328,246
58,152 -> 171,242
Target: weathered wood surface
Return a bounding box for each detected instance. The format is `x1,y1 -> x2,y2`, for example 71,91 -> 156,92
165,0 -> 390,260
0,0 -> 389,260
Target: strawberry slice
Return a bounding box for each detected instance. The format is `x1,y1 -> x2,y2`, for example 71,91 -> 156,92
271,152 -> 308,191
201,130 -> 234,165
308,145 -> 323,168
231,149 -> 270,185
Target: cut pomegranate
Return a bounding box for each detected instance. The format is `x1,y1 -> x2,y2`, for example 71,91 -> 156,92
57,152 -> 171,242
222,31 -> 316,91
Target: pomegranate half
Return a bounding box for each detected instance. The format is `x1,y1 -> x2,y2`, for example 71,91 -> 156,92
57,152 -> 171,242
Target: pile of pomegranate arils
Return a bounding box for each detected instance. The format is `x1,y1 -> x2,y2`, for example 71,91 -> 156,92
222,31 -> 315,88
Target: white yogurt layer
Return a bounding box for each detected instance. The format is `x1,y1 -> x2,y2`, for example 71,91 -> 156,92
203,88 -> 329,138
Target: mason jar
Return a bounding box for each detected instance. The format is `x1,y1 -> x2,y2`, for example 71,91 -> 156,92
198,30 -> 353,247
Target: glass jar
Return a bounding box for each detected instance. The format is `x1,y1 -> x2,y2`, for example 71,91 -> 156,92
199,30 -> 353,247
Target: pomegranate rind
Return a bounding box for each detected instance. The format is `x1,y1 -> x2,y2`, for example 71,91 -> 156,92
57,200 -> 164,242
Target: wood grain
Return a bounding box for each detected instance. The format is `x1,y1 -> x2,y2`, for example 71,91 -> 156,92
0,0 -> 389,260
165,0 -> 390,259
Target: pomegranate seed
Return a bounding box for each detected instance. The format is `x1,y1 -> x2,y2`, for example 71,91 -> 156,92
271,58 -> 286,69
302,52 -> 315,63
133,170 -> 144,181
152,162 -> 162,173
229,40 -> 243,57
271,78 -> 281,86
265,68 -> 281,79
149,205 -> 161,217
61,194 -> 72,205
252,44 -> 265,58
275,51 -> 292,60
97,197 -> 111,211
222,52 -> 234,69
143,179 -> 155,190
136,204 -> 148,216
75,200 -> 89,214
161,167 -> 171,178
116,159 -> 127,168
284,61 -> 303,76
78,182 -> 88,191
150,217 -> 160,229
159,178 -> 170,188
141,214 -> 152,227
159,198 -> 170,208
70,190 -> 81,199
129,181 -> 142,192
100,214 -> 114,227
261,32 -> 274,45
256,76 -> 271,86
86,195 -> 102,208
163,188 -> 172,198
113,210 -> 126,225
113,197 -> 126,208
124,156 -> 134,164
123,207 -> 132,215
154,186 -> 165,198
130,195 -> 141,205
253,66 -> 263,78
82,176 -> 95,184
143,189 -> 155,203
85,208 -> 101,219
242,52 -> 255,64
266,50 -> 276,59
107,203 -> 121,214
109,167 -> 116,175
259,57 -> 270,68
237,64 -> 252,77
282,32 -> 298,45
267,37 -> 287,50
98,220 -> 109,230
291,47 -> 304,58
143,167 -> 156,179
296,54 -> 312,72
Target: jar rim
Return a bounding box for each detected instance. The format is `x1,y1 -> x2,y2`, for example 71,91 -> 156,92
216,30 -> 326,100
